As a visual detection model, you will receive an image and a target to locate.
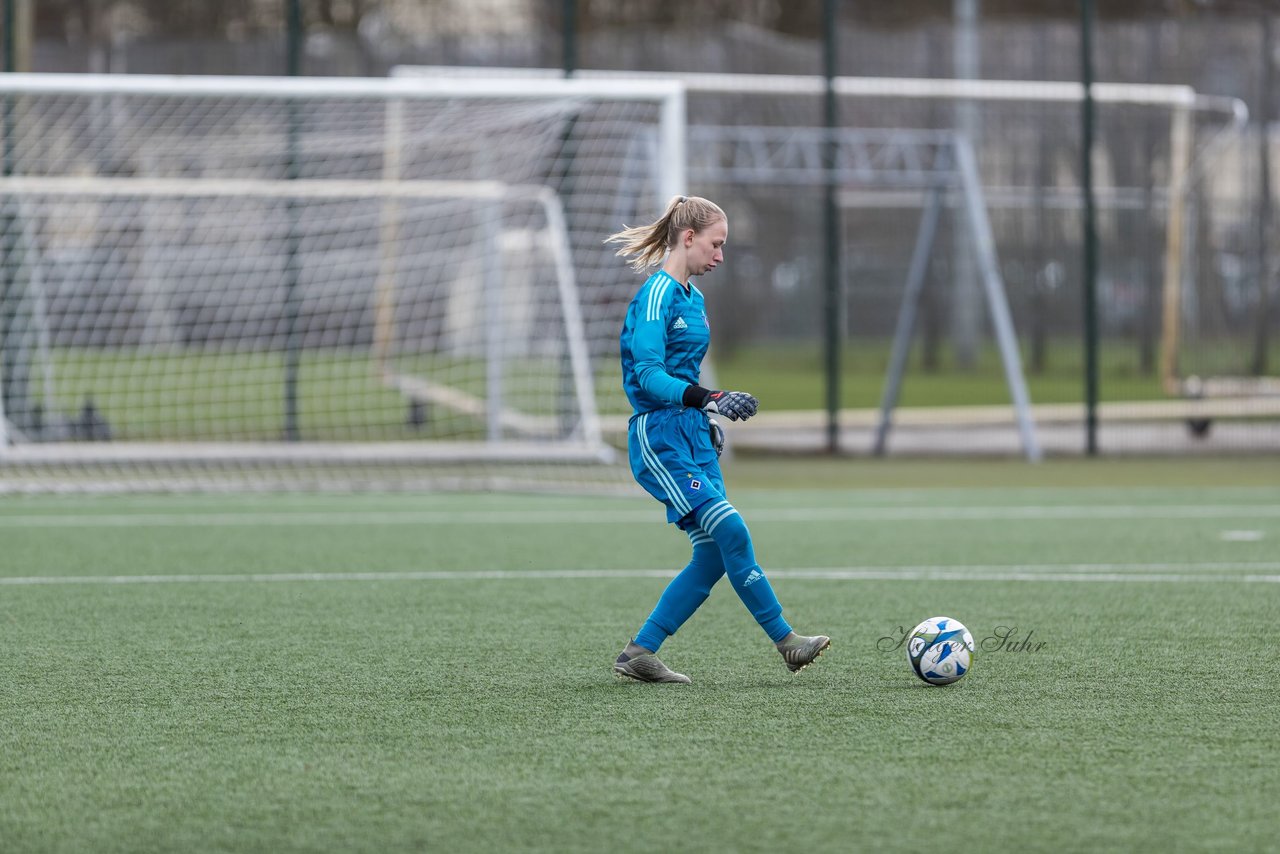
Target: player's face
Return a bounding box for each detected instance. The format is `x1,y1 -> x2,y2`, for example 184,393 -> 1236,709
686,218 -> 727,277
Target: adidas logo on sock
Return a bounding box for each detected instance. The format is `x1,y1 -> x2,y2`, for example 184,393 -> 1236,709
671,316 -> 687,331
743,568 -> 763,586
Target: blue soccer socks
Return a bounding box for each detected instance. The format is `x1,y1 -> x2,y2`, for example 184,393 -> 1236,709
693,500 -> 791,643
634,503 -> 792,651
634,529 -> 725,652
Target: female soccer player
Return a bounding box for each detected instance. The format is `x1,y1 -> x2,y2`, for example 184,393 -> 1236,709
607,195 -> 830,684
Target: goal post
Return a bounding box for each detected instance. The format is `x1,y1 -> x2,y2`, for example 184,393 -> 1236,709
403,66 -> 1251,450
0,72 -> 687,492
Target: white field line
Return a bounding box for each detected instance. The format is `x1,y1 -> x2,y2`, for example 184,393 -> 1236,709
1220,530 -> 1265,541
3,564 -> 1280,586
3,504 -> 1280,527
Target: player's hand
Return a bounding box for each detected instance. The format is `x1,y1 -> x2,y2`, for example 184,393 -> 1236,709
708,417 -> 725,457
708,391 -> 758,422
683,385 -> 759,422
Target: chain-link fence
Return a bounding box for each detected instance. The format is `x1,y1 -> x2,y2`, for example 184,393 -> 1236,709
6,1 -> 1279,460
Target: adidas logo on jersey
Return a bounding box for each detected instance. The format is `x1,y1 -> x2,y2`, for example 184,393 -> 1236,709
743,568 -> 764,586
670,316 -> 688,331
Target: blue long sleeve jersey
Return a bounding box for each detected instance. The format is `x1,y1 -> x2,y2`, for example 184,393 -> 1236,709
620,269 -> 711,415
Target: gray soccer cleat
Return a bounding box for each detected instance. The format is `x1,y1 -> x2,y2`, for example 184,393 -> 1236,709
776,632 -> 831,673
614,648 -> 691,684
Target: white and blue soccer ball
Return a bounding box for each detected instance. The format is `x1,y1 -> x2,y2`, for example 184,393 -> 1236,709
906,616 -> 975,685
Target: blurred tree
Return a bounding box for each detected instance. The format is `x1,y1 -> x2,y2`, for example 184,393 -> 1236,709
37,1 -> 265,41
31,0 -> 1278,48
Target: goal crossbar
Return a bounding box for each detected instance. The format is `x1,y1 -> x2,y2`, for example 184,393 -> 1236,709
0,176 -> 527,202
0,71 -> 684,102
395,65 -> 1246,118
0,72 -> 688,205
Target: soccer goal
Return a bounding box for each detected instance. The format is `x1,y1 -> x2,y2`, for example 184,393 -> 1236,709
0,73 -> 685,492
403,66 -> 1252,454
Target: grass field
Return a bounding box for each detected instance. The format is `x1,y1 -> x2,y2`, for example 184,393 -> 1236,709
2,457 -> 1279,852
715,337 -> 1280,408
40,338 -> 1276,442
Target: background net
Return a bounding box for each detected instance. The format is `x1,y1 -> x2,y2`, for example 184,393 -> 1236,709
0,78 -> 682,491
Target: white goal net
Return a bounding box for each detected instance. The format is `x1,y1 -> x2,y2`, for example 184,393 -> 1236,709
0,73 -> 685,492
402,66 -> 1259,451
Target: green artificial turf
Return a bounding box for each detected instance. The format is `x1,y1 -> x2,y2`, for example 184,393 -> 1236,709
2,461 -> 1278,852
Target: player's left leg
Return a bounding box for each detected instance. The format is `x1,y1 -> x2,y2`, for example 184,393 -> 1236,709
692,494 -> 831,673
775,631 -> 832,673
691,497 -> 792,642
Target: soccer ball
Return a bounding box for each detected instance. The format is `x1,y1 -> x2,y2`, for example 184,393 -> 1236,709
906,616 -> 975,685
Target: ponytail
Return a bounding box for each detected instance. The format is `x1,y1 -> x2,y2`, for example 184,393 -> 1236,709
605,195 -> 726,273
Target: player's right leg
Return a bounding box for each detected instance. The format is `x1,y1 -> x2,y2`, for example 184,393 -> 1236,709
632,526 -> 726,653
613,641 -> 691,684
615,410 -> 723,682
615,527 -> 725,683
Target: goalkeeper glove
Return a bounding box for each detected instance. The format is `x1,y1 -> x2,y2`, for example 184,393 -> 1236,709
682,385 -> 759,422
708,417 -> 725,458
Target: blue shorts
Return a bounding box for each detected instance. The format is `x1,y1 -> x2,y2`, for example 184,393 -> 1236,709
627,407 -> 725,527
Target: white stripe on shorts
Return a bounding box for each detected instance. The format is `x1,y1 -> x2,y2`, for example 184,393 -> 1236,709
637,412 -> 691,517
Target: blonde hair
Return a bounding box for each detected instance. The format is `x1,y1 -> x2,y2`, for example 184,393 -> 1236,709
605,195 -> 727,273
